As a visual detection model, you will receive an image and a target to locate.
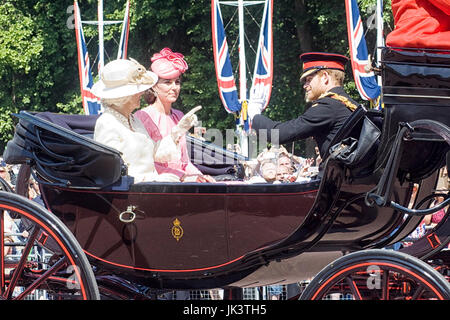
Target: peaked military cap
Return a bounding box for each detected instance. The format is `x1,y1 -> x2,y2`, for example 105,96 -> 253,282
299,52 -> 349,82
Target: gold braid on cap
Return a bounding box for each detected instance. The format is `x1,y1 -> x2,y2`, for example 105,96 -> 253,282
316,92 -> 358,112
102,58 -> 155,88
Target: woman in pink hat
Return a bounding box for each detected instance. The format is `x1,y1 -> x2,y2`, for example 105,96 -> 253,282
135,48 -> 214,182
92,58 -> 199,183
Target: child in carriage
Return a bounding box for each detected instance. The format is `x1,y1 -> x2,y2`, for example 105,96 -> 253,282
246,145 -> 317,183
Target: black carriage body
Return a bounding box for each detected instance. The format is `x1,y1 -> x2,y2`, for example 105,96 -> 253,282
3,47 -> 449,292
2,114 -> 415,290
33,158 -> 416,289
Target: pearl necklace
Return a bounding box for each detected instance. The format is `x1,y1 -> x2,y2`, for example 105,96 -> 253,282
104,107 -> 135,131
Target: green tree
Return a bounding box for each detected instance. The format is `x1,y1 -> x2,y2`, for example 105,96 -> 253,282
0,2 -> 44,143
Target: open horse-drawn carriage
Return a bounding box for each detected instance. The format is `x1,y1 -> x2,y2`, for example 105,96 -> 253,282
1,47 -> 449,300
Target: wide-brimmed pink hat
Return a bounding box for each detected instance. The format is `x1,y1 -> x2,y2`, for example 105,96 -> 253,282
150,48 -> 188,79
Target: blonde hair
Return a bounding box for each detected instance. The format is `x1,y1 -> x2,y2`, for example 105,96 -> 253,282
317,69 -> 345,86
101,93 -> 142,110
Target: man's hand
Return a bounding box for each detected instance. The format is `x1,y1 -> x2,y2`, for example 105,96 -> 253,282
247,100 -> 264,121
171,105 -> 202,143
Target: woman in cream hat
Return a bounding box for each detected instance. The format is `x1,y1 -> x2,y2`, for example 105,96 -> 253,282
92,58 -> 199,183
134,48 -> 215,183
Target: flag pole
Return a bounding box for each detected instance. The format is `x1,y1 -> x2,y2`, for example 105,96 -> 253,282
376,0 -> 383,87
98,0 -> 105,75
238,0 -> 247,102
237,0 -> 248,157
117,0 -> 130,59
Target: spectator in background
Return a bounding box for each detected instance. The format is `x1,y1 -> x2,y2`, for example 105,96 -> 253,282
0,162 -> 12,189
423,195 -> 448,227
28,178 -> 40,200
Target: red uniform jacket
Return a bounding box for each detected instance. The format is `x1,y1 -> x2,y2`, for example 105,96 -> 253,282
386,0 -> 450,49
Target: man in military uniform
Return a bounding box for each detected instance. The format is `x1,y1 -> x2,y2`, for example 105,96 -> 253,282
249,52 -> 359,158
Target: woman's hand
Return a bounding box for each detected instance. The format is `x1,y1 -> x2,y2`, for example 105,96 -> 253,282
171,105 -> 202,143
181,174 -> 215,183
198,175 -> 216,183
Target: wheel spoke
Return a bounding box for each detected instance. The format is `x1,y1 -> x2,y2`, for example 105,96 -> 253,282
1,210 -> 4,295
14,257 -> 68,300
381,269 -> 390,300
3,226 -> 39,299
345,276 -> 362,300
302,250 -> 450,301
0,192 -> 99,300
411,284 -> 425,300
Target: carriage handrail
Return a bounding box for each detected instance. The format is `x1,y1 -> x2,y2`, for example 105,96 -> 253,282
366,119 -> 450,211
369,193 -> 449,216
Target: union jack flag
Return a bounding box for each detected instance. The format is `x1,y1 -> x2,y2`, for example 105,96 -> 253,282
74,1 -> 102,115
117,0 -> 130,60
211,0 -> 241,114
345,0 -> 381,102
249,0 -> 273,113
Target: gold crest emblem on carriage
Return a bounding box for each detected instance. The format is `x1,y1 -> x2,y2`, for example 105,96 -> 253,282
171,218 -> 184,241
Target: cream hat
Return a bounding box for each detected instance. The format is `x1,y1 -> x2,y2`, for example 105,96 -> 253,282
92,58 -> 158,99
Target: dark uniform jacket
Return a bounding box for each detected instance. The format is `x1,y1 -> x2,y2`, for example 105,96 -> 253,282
252,86 -> 358,158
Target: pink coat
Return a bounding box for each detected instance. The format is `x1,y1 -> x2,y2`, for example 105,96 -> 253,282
134,107 -> 202,178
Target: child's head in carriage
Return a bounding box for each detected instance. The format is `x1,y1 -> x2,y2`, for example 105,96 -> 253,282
251,145 -> 316,183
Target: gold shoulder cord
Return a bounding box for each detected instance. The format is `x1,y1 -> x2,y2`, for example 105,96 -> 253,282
316,92 -> 358,112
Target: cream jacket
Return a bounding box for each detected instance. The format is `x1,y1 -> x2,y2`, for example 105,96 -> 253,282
93,107 -> 180,183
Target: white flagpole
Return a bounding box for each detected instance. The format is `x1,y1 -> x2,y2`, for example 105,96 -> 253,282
117,0 -> 130,59
98,0 -> 105,75
237,0 -> 248,157
238,0 -> 247,102
376,0 -> 384,86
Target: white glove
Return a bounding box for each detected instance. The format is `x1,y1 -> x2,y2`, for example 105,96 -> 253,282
171,105 -> 202,143
247,99 -> 265,121
154,135 -> 181,163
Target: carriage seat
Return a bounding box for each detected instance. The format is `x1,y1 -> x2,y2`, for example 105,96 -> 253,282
382,47 -> 450,91
380,47 -> 450,134
381,47 -> 450,127
375,47 -> 450,179
3,111 -> 125,189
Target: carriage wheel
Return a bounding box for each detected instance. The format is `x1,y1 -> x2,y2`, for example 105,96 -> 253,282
1,191 -> 99,300
300,249 -> 450,300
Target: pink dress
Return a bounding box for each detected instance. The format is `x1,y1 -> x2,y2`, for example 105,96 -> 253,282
134,106 -> 202,178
